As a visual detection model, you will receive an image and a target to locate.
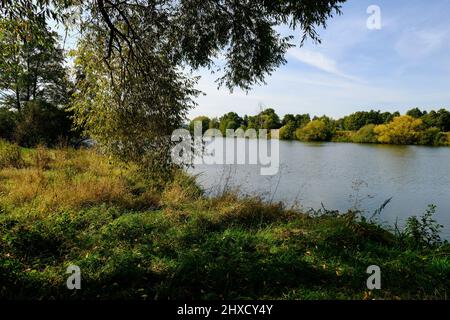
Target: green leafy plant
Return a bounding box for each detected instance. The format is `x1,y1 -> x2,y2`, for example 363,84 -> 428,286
404,205 -> 444,247
352,124 -> 377,143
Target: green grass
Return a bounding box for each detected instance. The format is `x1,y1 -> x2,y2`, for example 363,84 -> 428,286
0,143 -> 449,300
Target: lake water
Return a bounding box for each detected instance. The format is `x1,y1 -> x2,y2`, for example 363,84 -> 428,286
190,138 -> 450,239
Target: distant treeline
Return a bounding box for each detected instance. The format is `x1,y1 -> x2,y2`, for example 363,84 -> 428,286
189,108 -> 450,146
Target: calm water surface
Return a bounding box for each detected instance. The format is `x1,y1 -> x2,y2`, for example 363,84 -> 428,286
190,138 -> 450,239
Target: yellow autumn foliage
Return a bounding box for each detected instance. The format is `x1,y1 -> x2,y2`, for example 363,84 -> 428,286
374,115 -> 423,145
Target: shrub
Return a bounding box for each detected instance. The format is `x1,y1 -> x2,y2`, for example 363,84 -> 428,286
161,171 -> 203,207
295,120 -> 331,142
0,140 -> 24,168
212,196 -> 291,228
374,115 -> 423,145
279,121 -> 297,140
0,108 -> 17,141
332,130 -> 353,142
418,127 -> 445,146
189,116 -> 211,134
404,205 -> 444,248
13,100 -> 75,147
352,124 -> 377,143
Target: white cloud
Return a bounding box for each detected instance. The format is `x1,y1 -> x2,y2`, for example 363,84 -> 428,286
395,29 -> 448,60
288,48 -> 359,82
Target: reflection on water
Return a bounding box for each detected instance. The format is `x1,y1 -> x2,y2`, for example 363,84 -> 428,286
190,138 -> 450,239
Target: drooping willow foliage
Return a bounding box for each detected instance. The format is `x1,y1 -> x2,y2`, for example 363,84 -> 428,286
1,0 -> 346,180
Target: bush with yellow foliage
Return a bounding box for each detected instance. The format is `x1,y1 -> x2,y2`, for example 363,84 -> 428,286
295,119 -> 332,142
374,115 -> 423,145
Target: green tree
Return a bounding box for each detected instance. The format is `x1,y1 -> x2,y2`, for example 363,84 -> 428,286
0,16 -> 76,146
0,18 -> 69,111
259,108 -> 281,130
381,111 -> 399,124
435,109 -> 450,132
421,109 -> 450,132
247,115 -> 259,130
4,1 -> 346,178
189,116 -> 211,134
314,115 -> 336,135
219,112 -> 242,134
241,115 -> 249,129
279,121 -> 297,140
342,112 -> 369,130
70,33 -> 198,180
295,114 -> 311,128
247,108 -> 281,131
209,117 -> 220,130
341,110 -> 393,131
0,107 -> 16,140
406,107 -> 426,119
14,100 -> 76,147
282,114 -> 295,126
352,124 -> 377,143
418,127 -> 446,146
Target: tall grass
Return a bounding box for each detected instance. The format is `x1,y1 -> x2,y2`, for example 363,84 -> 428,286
0,140 -> 24,169
0,144 -> 160,212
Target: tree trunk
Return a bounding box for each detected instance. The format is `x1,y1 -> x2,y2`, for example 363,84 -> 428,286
15,84 -> 21,112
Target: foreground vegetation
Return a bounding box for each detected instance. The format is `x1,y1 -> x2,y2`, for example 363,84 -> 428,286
0,143 -> 449,300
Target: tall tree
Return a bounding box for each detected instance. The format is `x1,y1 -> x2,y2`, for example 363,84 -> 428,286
2,1 -> 346,178
219,112 -> 242,134
0,17 -> 68,111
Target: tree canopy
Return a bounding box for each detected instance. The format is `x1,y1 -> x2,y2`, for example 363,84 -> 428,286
374,115 -> 423,145
0,17 -> 68,111
189,108 -> 450,146
296,119 -> 331,142
1,0 -> 346,177
0,13 -> 77,146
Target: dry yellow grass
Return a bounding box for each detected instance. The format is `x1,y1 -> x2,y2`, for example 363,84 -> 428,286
160,171 -> 202,207
0,146 -> 160,212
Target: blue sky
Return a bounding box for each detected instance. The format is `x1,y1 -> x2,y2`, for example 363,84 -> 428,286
190,0 -> 450,119
58,1 -> 450,119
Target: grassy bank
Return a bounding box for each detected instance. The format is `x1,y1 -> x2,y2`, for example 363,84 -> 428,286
0,144 -> 449,300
